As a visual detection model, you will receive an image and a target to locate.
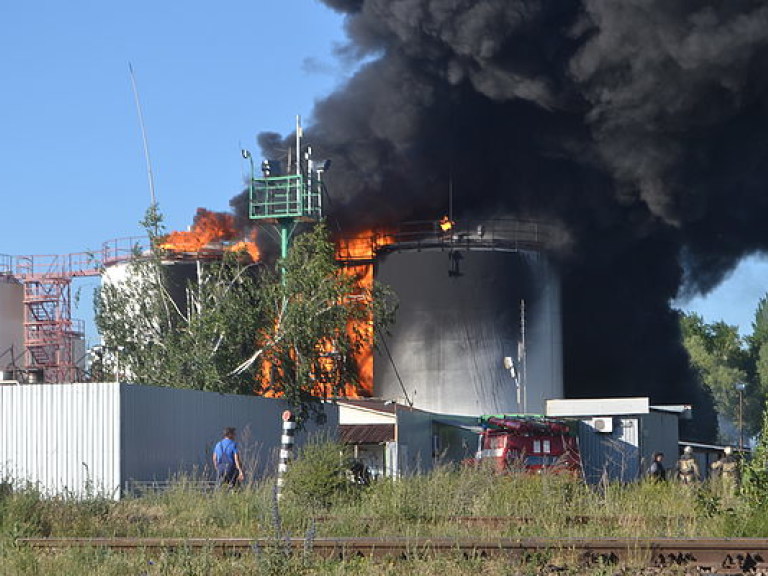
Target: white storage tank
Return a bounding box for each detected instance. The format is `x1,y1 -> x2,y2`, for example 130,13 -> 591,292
101,258 -> 201,315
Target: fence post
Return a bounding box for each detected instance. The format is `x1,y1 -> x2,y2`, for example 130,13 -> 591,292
276,410 -> 296,500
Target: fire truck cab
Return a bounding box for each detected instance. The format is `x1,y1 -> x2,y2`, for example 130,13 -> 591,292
476,415 -> 581,474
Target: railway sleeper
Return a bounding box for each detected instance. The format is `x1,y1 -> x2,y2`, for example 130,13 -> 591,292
692,551 -> 763,573
649,550 -> 764,573
580,550 -> 620,567
651,551 -> 697,567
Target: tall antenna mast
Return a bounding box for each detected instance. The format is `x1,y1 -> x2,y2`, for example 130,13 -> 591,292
295,115 -> 302,176
128,63 -> 158,212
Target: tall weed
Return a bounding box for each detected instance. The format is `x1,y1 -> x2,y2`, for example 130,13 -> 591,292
4,439 -> 768,573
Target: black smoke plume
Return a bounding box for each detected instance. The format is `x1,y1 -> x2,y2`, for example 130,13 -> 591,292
233,0 -> 768,440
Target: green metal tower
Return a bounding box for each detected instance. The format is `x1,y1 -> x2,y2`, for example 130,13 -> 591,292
245,117 -> 326,260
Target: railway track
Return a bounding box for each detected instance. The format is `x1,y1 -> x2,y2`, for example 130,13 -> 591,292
18,536 -> 768,573
316,514 -> 696,527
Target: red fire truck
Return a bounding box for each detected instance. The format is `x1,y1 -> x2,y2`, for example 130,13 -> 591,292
476,415 -> 581,474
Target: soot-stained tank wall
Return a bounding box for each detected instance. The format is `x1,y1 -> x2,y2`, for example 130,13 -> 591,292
374,247 -> 562,416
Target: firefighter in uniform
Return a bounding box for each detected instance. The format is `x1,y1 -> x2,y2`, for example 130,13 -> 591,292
647,452 -> 666,481
675,445 -> 700,484
711,446 -> 740,496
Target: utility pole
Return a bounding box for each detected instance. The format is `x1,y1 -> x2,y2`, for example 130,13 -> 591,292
520,299 -> 527,414
735,382 -> 746,450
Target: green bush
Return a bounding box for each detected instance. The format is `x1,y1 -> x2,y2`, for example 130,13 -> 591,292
282,435 -> 349,509
0,484 -> 51,539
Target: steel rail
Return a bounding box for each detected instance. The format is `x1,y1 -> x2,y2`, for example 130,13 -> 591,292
17,536 -> 768,572
315,515 -> 696,526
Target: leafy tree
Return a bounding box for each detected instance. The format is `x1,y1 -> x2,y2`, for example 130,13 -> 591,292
95,207 -> 396,421
231,223 -> 397,422
680,312 -> 760,439
743,407 -> 768,505
748,296 -> 768,399
94,205 -> 263,393
744,295 -> 768,455
750,295 -> 768,347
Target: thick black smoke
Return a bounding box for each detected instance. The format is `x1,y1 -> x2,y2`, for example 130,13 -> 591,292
233,0 -> 768,440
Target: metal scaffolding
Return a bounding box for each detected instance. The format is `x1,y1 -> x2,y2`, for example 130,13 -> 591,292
8,237 -> 147,383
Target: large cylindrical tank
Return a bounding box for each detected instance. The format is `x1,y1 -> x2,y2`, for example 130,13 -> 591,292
101,259 -> 201,317
98,259 -> 205,381
373,221 -> 562,417
0,274 -> 24,373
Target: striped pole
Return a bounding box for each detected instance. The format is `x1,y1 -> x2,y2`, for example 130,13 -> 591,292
276,410 -> 296,500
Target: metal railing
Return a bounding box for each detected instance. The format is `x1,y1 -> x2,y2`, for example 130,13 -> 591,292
336,218 -> 564,263
249,174 -> 322,220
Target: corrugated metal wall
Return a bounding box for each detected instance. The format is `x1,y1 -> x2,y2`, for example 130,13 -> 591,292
0,382 -> 121,497
639,411 -> 680,476
120,384 -> 317,486
578,418 -> 640,484
0,382 -> 340,498
395,407 -> 434,475
578,411 -> 681,483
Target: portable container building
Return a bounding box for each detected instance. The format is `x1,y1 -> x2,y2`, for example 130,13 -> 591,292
546,397 -> 686,483
338,399 -> 478,478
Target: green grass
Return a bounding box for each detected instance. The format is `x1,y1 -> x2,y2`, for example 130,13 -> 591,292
1,453 -> 767,574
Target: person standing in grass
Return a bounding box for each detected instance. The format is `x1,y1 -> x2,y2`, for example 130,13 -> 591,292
647,452 -> 666,481
213,427 -> 245,488
711,446 -> 740,497
675,446 -> 700,484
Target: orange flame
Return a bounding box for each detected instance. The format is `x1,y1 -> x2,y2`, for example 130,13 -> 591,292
336,231 -> 396,262
257,230 -> 394,399
239,228 -> 395,401
439,215 -> 454,232
227,236 -> 261,262
335,229 -> 395,398
160,208 -> 260,261
160,208 -> 236,251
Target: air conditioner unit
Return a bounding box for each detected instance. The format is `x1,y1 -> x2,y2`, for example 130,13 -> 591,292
589,417 -> 613,433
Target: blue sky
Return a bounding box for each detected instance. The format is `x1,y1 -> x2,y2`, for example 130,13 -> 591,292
1,1 -> 350,343
675,255 -> 768,337
0,1 -> 348,254
1,1 -> 765,345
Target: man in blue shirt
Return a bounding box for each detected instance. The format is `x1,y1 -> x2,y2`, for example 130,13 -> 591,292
213,427 -> 244,487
